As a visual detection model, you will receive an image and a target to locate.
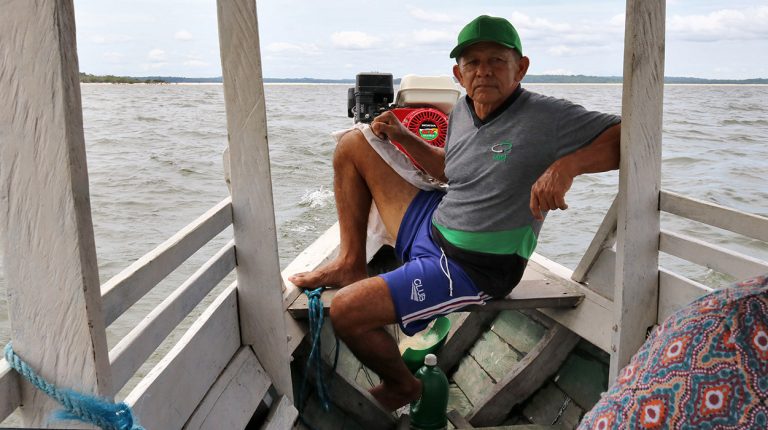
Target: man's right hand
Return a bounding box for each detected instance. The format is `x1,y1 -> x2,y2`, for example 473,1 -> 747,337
370,111 -> 413,143
370,110 -> 448,182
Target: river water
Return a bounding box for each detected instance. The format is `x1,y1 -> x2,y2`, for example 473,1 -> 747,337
1,83 -> 766,408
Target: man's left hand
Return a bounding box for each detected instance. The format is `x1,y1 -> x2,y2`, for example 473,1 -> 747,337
529,164 -> 574,221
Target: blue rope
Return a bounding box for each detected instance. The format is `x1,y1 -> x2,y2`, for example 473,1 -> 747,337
298,287 -> 340,419
4,343 -> 144,430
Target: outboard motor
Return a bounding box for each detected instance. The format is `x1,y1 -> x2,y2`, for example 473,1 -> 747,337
348,73 -> 460,170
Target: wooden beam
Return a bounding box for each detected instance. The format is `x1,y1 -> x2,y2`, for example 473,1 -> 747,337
448,409 -> 475,428
109,242 -> 236,393
127,285 -> 241,429
612,0 -> 666,381
660,230 -> 768,280
531,254 -> 614,353
661,190 -> 768,242
184,347 -> 271,430
584,248 -> 616,301
262,394 -> 299,430
216,0 -> 293,399
101,197 -> 232,325
468,280 -> 583,312
467,324 -> 580,426
0,0 -> 113,423
572,197 -> 618,283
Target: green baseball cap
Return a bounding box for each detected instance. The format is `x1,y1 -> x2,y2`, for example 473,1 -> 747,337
449,15 -> 523,59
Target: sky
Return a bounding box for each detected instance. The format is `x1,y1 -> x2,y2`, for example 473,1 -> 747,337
73,0 -> 768,80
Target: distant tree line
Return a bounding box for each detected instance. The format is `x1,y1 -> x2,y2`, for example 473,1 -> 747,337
79,73 -> 767,85
522,75 -> 768,84
79,73 -> 166,84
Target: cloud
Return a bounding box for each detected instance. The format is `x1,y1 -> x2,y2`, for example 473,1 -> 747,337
668,7 -> 768,41
411,29 -> 454,45
90,34 -> 133,44
147,49 -> 166,61
141,62 -> 168,71
505,12 -> 622,59
331,31 -> 380,49
547,45 -> 576,57
103,51 -> 125,63
183,60 -> 209,67
510,12 -> 572,35
407,6 -> 455,23
265,42 -> 321,55
174,30 -> 194,41
609,14 -> 625,27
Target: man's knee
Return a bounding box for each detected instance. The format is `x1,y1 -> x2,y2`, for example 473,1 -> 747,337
330,278 -> 394,338
333,130 -> 370,167
329,287 -> 358,338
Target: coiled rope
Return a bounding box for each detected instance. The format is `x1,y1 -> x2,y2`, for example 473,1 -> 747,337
4,343 -> 144,430
298,287 -> 340,425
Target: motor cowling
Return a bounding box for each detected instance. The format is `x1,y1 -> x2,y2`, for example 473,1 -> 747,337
348,73 -> 459,172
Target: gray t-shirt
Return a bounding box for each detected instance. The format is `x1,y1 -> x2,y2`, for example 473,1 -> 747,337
432,87 -> 620,245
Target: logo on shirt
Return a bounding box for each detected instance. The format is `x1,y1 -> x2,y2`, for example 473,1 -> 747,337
411,278 -> 426,302
490,141 -> 513,161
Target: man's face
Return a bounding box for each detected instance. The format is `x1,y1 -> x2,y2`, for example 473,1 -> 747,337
453,42 -> 529,110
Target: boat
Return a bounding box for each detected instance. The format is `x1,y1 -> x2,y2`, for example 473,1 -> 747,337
1,1 -> 766,429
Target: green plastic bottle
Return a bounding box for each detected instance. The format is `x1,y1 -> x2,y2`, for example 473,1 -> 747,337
409,354 -> 449,430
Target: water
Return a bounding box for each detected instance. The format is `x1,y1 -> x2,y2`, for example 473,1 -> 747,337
1,83 -> 767,410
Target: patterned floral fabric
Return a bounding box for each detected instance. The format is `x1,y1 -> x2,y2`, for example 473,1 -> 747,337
579,274 -> 768,430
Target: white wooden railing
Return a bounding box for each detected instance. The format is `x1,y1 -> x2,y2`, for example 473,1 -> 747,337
0,198 -> 236,425
106,199 -> 234,394
572,190 -> 768,327
102,197 -> 234,326
657,191 -> 768,320
108,198 -> 240,428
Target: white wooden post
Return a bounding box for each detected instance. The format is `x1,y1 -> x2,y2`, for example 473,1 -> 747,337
0,0 -> 113,426
611,0 -> 666,380
216,0 -> 293,399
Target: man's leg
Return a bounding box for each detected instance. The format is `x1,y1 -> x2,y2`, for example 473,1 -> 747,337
289,130 -> 419,288
330,276 -> 421,411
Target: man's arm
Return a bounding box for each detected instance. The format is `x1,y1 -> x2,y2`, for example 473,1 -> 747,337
371,111 -> 447,182
529,123 -> 621,221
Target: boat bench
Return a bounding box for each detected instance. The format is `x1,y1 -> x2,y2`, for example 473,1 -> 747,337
287,271 -> 584,319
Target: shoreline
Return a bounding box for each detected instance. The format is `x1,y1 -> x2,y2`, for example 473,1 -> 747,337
79,82 -> 768,87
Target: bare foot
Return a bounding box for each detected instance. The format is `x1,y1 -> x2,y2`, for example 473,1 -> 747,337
369,379 -> 422,412
288,258 -> 367,289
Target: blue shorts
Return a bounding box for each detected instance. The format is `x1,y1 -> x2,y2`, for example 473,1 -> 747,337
379,190 -> 491,336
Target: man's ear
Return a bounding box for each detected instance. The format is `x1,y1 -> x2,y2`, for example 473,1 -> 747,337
453,64 -> 465,88
516,56 -> 530,81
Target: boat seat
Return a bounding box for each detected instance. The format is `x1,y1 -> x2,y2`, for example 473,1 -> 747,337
287,267 -> 584,319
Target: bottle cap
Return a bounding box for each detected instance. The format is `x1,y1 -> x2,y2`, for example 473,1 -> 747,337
425,354 -> 437,366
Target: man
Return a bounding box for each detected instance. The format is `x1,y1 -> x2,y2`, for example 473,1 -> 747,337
289,15 -> 621,410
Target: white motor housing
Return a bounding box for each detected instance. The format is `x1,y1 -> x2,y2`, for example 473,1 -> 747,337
395,75 -> 461,114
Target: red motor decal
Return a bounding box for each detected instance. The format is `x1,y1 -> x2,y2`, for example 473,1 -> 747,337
389,107 -> 448,171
